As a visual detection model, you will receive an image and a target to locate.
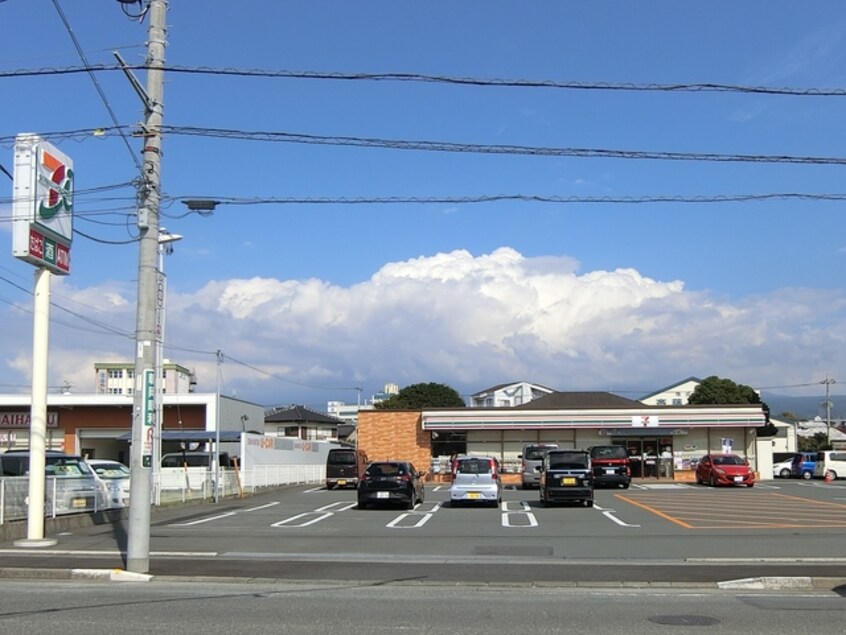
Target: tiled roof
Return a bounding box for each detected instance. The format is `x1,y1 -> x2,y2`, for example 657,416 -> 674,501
515,391 -> 644,409
265,405 -> 344,425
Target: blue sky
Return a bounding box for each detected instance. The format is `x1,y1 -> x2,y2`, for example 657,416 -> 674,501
1,1 -> 845,412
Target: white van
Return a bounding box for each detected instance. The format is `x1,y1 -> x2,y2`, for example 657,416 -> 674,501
160,451 -> 230,490
813,450 -> 846,479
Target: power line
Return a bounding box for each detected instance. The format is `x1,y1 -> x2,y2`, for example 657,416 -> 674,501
5,63 -> 846,97
48,0 -> 140,171
6,124 -> 846,167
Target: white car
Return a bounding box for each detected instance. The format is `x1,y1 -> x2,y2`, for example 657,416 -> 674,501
87,459 -> 131,508
772,456 -> 795,479
449,456 -> 502,506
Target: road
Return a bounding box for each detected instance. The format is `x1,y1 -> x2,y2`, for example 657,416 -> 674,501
1,478 -> 846,585
0,579 -> 843,634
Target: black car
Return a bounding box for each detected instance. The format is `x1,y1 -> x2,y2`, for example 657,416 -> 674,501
357,461 -> 425,510
539,449 -> 594,507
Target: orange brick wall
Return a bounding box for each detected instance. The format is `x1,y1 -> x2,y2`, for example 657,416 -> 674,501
357,410 -> 431,474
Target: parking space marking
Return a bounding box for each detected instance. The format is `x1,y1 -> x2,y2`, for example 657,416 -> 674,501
616,491 -> 846,529
387,512 -> 435,529
169,511 -> 237,527
272,500 -> 356,528
303,486 -> 324,493
244,502 -> 280,512
272,512 -> 334,528
315,501 -> 357,513
501,501 -> 538,528
601,510 -> 641,528
593,502 -> 641,528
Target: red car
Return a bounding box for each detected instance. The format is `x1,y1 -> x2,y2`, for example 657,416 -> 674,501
695,454 -> 755,487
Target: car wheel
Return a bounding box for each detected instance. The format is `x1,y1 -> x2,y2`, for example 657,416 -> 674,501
326,483 -> 334,490
747,483 -> 754,488
356,501 -> 366,510
709,474 -> 716,487
802,470 -> 812,480
779,468 -> 792,479
585,500 -> 594,508
830,471 -> 839,480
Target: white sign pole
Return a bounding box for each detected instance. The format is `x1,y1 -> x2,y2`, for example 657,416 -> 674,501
15,267 -> 57,546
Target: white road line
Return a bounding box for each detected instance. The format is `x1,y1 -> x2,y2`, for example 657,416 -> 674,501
302,486 -> 324,493
315,501 -> 358,513
243,502 -> 280,512
502,511 -> 538,528
272,512 -> 333,528
168,511 -> 237,526
502,501 -> 532,512
387,512 -> 434,529
602,510 -> 640,528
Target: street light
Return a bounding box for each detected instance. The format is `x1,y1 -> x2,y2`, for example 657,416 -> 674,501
153,228 -> 182,505
181,199 -> 219,216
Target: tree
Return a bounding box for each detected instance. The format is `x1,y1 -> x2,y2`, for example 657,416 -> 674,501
688,376 -> 762,405
374,382 -> 466,409
688,375 -> 774,436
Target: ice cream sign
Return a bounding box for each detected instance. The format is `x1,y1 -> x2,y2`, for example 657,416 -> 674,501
12,133 -> 73,274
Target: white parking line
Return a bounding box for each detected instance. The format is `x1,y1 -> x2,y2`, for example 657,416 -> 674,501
272,512 -> 334,528
302,486 -> 324,493
315,501 -> 357,513
244,502 -> 280,512
387,512 -> 435,529
602,510 -> 641,528
169,511 -> 237,527
501,510 -> 538,528
502,501 -> 532,512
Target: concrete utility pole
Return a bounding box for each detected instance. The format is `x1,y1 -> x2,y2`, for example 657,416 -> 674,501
822,374 -> 836,447
127,0 -> 167,575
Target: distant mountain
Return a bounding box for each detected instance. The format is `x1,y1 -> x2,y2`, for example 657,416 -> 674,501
761,392 -> 846,421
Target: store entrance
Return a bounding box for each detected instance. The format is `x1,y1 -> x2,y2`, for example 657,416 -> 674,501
616,437 -> 673,479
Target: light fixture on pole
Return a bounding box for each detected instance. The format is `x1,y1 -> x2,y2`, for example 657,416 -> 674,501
181,199 -> 219,216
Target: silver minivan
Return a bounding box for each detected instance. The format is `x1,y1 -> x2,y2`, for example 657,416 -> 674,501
519,443 -> 559,488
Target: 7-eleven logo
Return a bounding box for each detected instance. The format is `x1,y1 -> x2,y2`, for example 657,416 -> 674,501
37,148 -> 73,220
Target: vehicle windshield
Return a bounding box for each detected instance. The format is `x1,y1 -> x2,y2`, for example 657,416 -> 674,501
548,453 -> 588,470
456,458 -> 492,474
45,457 -> 93,477
367,463 -> 404,477
92,463 -> 130,479
590,446 -> 627,459
712,455 -> 745,466
328,451 -> 356,465
524,447 -> 551,461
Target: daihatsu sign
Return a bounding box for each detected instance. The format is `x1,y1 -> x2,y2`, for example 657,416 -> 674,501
12,133 -> 73,274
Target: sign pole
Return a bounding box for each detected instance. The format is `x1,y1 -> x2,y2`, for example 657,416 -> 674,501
14,267 -> 56,546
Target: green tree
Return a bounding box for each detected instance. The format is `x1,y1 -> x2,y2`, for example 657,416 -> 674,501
688,375 -> 774,436
688,375 -> 762,405
375,382 -> 466,409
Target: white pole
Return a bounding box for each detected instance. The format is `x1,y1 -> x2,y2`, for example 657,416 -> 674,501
16,267 -> 56,546
214,350 -> 222,503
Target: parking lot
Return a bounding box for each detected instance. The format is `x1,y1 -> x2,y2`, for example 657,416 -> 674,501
2,478 -> 846,583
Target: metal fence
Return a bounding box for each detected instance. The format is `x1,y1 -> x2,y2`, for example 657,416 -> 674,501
0,475 -> 108,524
1,464 -> 326,524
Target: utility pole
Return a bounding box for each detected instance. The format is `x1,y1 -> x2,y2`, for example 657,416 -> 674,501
822,374 -> 836,447
126,0 -> 167,575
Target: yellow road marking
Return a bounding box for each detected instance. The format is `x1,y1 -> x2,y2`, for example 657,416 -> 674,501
615,494 -> 693,529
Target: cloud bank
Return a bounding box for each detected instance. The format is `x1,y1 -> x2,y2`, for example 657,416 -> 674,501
3,247 -> 844,408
